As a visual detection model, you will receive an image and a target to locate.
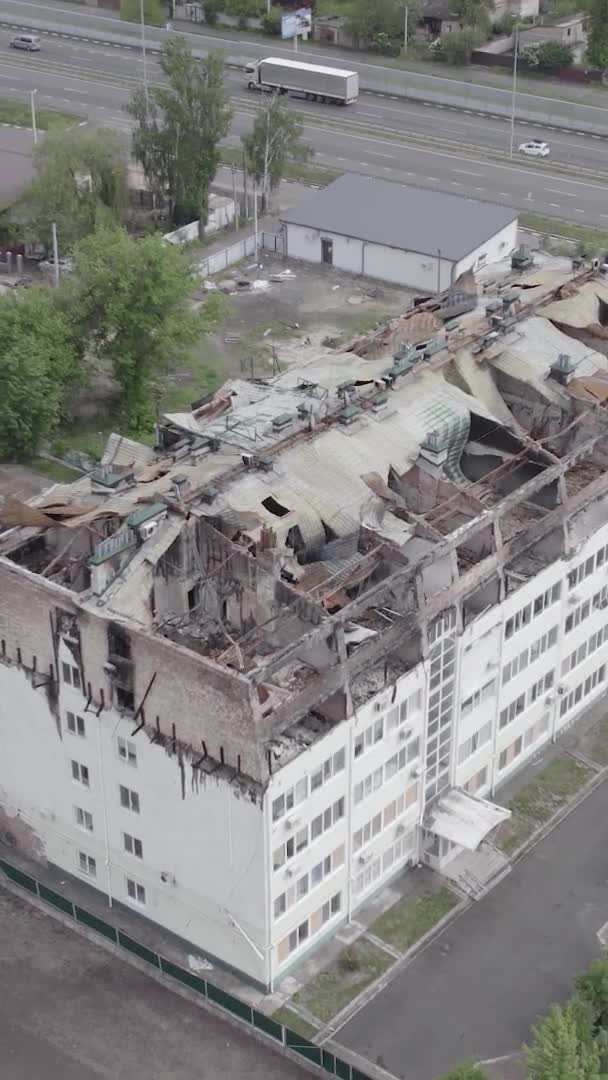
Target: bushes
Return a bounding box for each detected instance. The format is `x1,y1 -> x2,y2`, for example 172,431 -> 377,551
432,28 -> 485,63
261,6 -> 282,34
204,0 -> 266,19
523,40 -> 574,69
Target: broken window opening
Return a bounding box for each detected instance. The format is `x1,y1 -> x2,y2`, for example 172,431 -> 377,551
188,584 -> 201,611
262,495 -> 290,518
108,625 -> 132,660
116,686 -> 135,712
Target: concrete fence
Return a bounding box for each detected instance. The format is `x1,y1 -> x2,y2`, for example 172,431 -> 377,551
199,231 -> 283,277
0,855 -> 378,1080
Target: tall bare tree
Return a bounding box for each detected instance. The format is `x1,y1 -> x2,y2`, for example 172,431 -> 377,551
242,96 -> 313,211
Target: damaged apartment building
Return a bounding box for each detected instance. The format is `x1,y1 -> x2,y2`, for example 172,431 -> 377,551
4,252 -> 608,987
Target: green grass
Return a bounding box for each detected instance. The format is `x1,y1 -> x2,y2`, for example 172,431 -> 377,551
519,213 -> 608,251
27,456 -> 83,484
0,98 -> 77,131
370,887 -> 458,952
509,756 -> 593,824
219,147 -> 340,187
589,717 -> 608,768
292,938 -> 392,1024
496,756 -> 593,856
272,1006 -> 319,1039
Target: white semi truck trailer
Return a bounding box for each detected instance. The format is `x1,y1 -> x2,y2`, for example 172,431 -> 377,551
245,57 -> 359,105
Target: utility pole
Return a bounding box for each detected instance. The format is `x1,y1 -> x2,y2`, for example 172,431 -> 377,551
403,4 -> 408,53
253,182 -> 258,262
231,165 -> 239,230
30,88 -> 37,144
51,222 -> 60,287
140,0 -> 149,108
509,25 -> 519,159
437,247 -> 441,294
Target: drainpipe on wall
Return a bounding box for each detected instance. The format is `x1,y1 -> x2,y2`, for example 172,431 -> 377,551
345,714 -> 354,924
262,789 -> 274,992
96,716 -> 113,909
361,241 -> 367,277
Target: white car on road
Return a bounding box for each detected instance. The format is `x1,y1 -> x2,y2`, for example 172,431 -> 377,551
519,140 -> 550,158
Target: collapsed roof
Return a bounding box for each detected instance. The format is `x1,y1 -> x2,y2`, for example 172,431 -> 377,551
4,251 -> 608,776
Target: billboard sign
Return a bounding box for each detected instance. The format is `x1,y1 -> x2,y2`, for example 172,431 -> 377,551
281,7 -> 311,38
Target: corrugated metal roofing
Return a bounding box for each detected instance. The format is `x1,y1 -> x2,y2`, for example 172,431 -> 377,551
280,174 -> 517,262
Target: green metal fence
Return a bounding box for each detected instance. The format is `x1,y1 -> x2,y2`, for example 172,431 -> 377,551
0,857 -> 375,1079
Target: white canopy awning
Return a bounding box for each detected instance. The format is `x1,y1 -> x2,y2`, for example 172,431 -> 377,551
424,788 -> 510,851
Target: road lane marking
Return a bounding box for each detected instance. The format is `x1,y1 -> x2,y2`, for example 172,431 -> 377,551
546,188 -> 575,197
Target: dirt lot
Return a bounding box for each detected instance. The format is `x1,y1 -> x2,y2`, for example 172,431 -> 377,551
164,257 -> 415,412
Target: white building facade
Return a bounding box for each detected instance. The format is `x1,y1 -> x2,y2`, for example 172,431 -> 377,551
2,522 -> 607,987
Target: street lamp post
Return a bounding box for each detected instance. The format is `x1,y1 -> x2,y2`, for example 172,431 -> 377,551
30,88 -> 38,144
509,25 -> 519,159
403,4 -> 408,54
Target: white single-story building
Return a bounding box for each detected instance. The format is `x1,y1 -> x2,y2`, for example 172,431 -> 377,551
280,174 -> 518,291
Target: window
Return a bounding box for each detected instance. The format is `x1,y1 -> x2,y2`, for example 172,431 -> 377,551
460,680 -> 495,717
505,604 -> 531,640
71,760 -> 90,787
565,598 -> 592,634
273,826 -> 309,871
354,766 -> 383,806
560,662 -> 606,718
296,873 -> 309,900
124,832 -> 143,859
464,765 -> 488,795
274,892 -> 286,919
119,785 -> 140,813
118,737 -> 137,766
498,735 -> 523,772
457,721 -> 492,764
126,877 -> 146,905
386,690 -> 422,732
569,556 -> 597,589
499,693 -> 525,730
528,669 -> 554,705
272,777 -> 308,823
310,750 -> 343,793
78,851 -> 96,877
74,806 -> 93,832
62,661 -> 81,689
533,583 -> 561,616
66,712 -> 85,737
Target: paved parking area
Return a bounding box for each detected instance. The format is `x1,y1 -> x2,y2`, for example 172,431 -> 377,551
336,777 -> 608,1080
0,887 -> 309,1080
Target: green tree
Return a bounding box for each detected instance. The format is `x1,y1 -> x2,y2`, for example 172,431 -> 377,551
587,0 -> 608,69
436,27 -> 485,63
72,226 -> 201,431
15,127 -> 128,254
453,0 -> 493,31
576,960 -> 608,1031
525,1002 -> 600,1080
524,41 -> 573,69
0,287 -> 79,459
438,1062 -> 489,1080
242,97 -> 313,211
128,40 -> 232,233
347,0 -> 416,50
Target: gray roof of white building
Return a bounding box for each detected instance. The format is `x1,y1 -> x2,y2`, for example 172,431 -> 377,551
280,174 -> 518,263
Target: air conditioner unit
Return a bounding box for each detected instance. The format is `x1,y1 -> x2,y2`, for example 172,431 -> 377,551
139,520 -> 159,541
557,685 -> 566,695
373,701 -> 384,713
568,593 -> 580,605
358,851 -> 373,866
286,864 -> 299,878
486,659 -> 498,670
600,598 -> 608,610
411,766 -> 424,779
284,817 -> 301,831
545,692 -> 554,704
399,727 -> 413,741
103,661 -> 117,677
396,823 -> 406,836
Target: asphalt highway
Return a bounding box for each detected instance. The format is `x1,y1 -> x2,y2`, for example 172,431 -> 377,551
1,13 -> 608,227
